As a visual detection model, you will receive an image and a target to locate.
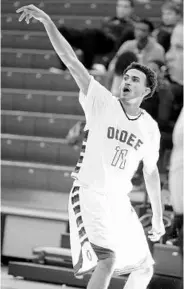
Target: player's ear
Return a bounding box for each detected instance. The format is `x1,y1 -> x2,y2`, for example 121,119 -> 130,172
143,87 -> 151,98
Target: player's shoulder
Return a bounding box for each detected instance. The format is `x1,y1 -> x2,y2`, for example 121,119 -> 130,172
90,76 -> 116,98
142,109 -> 160,134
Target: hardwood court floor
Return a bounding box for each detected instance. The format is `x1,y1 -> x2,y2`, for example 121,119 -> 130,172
1,266 -> 78,289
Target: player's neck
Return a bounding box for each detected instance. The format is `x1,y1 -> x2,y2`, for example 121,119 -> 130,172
120,99 -> 141,116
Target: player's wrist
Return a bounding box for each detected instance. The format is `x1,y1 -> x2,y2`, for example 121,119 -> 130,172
152,214 -> 163,224
41,14 -> 51,25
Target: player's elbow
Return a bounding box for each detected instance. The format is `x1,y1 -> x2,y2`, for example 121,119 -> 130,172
68,57 -> 91,95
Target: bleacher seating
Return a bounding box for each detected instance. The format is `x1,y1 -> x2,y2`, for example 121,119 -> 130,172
1,88 -> 82,114
2,134 -> 79,165
1,110 -> 84,137
2,160 -> 73,192
2,67 -> 104,91
2,30 -> 60,50
2,1 -> 162,19
2,1 -> 115,16
2,188 -> 69,212
1,14 -> 103,31
1,48 -> 61,69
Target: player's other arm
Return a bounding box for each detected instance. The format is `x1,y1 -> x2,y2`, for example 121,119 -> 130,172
16,5 -> 91,95
142,122 -> 165,240
143,165 -> 165,241
143,165 -> 163,221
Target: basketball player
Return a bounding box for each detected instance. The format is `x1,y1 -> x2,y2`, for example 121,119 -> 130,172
16,5 -> 165,289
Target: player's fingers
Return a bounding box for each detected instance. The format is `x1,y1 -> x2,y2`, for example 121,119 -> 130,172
26,14 -> 32,24
148,232 -> 162,241
16,6 -> 28,13
27,4 -> 38,10
26,16 -> 29,24
18,11 -> 27,22
27,4 -> 42,13
148,235 -> 159,242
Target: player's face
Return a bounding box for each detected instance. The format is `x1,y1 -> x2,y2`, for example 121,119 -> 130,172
166,24 -> 183,85
116,0 -> 133,19
120,69 -> 151,101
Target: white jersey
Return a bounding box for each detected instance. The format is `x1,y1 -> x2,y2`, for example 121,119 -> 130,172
71,77 -> 160,193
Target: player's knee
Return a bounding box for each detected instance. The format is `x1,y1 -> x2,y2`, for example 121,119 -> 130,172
98,256 -> 116,274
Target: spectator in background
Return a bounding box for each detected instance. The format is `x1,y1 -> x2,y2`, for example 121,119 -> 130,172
172,0 -> 182,4
102,0 -> 137,54
153,1 -> 182,52
107,18 -> 165,78
142,59 -> 174,131
167,23 -> 183,258
106,51 -> 138,96
56,0 -> 136,70
166,19 -> 183,126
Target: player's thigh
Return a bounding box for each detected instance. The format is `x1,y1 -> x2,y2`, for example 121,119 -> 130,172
97,256 -> 116,273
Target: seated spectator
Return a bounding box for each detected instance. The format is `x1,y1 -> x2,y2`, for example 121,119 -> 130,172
107,18 -> 165,76
106,51 -> 138,96
153,1 -> 182,52
102,0 -> 137,52
56,0 -> 136,70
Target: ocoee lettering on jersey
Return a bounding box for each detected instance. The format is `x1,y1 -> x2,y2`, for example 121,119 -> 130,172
107,126 -> 143,150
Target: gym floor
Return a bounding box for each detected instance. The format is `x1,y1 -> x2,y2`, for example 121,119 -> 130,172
1,265 -> 77,289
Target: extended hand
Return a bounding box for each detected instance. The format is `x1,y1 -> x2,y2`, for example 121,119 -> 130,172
148,219 -> 165,242
16,4 -> 49,24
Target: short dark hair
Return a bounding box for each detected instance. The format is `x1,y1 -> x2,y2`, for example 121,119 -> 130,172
136,18 -> 154,33
162,1 -> 182,15
122,62 -> 157,99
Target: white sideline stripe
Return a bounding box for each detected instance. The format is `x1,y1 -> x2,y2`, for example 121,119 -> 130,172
1,159 -> 74,171
2,87 -> 78,97
1,205 -> 69,221
2,66 -> 105,77
2,133 -> 68,144
33,247 -> 71,257
1,109 -> 84,120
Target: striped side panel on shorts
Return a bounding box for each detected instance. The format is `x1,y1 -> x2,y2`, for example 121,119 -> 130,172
73,130 -> 89,174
